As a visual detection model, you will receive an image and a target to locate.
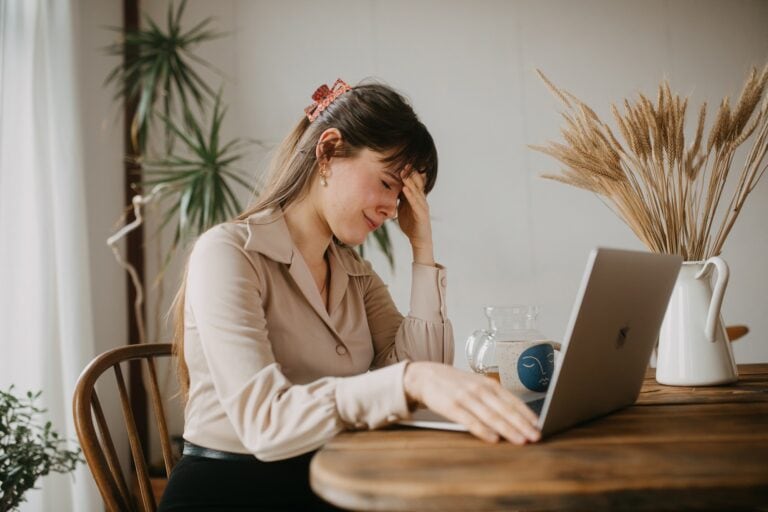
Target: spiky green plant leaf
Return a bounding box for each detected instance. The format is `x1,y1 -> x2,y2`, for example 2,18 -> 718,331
104,0 -> 222,154
141,93 -> 254,264
357,223 -> 395,271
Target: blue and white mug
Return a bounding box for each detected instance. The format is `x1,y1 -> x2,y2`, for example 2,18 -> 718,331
496,340 -> 557,394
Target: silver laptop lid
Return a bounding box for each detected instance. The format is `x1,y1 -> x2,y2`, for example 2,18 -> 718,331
539,248 -> 682,437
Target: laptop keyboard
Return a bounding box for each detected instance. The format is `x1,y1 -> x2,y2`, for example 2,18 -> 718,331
526,398 -> 545,415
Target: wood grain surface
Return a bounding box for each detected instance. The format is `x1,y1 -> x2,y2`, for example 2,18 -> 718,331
311,364 -> 768,511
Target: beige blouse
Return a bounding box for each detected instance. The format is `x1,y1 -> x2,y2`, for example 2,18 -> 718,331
183,209 -> 454,461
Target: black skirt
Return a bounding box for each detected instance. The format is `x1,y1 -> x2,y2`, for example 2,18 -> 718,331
157,450 -> 343,511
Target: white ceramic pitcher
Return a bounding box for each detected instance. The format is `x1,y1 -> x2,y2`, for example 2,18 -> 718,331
656,257 -> 738,386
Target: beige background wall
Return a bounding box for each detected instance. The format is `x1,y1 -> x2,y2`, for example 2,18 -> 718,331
77,0 -> 130,474
79,0 -> 768,453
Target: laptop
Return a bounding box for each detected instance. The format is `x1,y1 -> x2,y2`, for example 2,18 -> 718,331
399,248 -> 682,438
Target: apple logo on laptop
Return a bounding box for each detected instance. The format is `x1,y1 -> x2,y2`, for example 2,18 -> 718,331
616,325 -> 631,348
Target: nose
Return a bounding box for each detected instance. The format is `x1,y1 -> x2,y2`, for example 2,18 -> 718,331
377,195 -> 398,220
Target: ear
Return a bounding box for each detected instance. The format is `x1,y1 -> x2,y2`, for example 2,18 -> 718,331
315,128 -> 343,163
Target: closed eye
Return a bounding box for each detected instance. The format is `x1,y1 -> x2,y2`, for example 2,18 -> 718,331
381,180 -> 392,190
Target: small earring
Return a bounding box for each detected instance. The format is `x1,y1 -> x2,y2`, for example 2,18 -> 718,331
319,166 -> 328,187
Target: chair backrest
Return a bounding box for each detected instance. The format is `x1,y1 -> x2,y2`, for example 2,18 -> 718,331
73,343 -> 175,512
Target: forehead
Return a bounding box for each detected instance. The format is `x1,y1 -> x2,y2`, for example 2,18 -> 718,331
355,148 -> 404,177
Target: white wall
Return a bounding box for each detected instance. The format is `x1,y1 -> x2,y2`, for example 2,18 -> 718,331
75,0 -> 767,499
82,0 -> 768,460
137,0 -> 767,366
67,3 -> 768,509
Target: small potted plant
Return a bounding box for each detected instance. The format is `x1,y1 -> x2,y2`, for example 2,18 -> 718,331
0,387 -> 83,512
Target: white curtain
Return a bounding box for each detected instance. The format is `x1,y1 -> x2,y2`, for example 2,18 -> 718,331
0,0 -> 100,510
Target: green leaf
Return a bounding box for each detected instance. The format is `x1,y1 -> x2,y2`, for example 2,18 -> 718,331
103,0 -> 220,153
0,388 -> 82,510
140,100 -> 256,253
371,224 -> 395,269
174,0 -> 188,29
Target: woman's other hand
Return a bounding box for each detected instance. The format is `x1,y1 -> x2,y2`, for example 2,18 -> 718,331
397,167 -> 434,265
403,362 -> 541,445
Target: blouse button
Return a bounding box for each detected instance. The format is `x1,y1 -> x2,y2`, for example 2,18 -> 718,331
336,344 -> 348,356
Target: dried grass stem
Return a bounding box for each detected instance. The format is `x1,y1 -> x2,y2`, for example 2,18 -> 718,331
533,65 -> 768,260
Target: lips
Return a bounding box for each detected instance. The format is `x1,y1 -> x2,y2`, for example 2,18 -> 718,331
363,214 -> 380,231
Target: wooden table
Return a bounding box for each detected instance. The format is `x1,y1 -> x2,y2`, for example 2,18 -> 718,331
310,364 -> 768,511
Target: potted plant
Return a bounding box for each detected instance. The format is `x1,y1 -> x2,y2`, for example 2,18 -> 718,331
105,0 -> 398,342
532,65 -> 768,386
0,387 -> 83,512
106,0 -> 397,266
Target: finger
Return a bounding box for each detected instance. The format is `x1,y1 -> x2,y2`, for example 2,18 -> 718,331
401,184 -> 421,205
405,171 -> 425,190
395,199 -> 412,227
411,171 -> 427,190
401,187 -> 428,217
405,171 -> 426,194
409,179 -> 429,203
408,181 -> 425,197
397,189 -> 413,211
400,167 -> 416,183
497,389 -> 540,426
482,393 -> 541,442
402,178 -> 427,204
408,192 -> 429,217
461,392 -> 527,445
447,403 -> 499,443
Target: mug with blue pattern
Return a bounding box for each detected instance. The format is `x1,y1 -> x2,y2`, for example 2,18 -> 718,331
496,340 -> 556,394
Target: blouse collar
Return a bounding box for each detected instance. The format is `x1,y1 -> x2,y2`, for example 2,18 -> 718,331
243,208 -> 371,277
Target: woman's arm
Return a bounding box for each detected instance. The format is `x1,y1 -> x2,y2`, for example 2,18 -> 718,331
398,167 -> 434,266
368,170 -> 541,445
364,261 -> 454,368
366,169 -> 454,367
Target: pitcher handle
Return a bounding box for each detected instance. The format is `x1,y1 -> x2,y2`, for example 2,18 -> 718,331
465,329 -> 491,372
695,256 -> 729,342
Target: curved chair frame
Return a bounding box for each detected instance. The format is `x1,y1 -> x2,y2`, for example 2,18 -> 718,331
73,343 -> 175,512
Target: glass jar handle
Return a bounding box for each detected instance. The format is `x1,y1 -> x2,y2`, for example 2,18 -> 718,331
465,329 -> 492,373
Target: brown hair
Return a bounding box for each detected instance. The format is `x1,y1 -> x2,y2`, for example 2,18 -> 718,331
172,80 -> 439,401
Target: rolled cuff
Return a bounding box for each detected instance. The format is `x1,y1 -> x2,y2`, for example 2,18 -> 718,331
409,263 -> 448,323
335,360 -> 411,430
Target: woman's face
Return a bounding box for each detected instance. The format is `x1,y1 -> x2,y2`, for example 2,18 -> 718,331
320,147 -> 404,246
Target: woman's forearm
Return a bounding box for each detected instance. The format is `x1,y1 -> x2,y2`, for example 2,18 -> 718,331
412,243 -> 435,266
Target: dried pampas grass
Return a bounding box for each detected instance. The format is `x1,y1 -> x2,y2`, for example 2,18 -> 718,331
532,65 -> 768,260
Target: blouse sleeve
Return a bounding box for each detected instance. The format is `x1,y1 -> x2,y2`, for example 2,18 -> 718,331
364,262 -> 455,370
186,231 -> 412,462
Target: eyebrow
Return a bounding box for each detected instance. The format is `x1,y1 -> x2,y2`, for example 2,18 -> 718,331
382,167 -> 405,184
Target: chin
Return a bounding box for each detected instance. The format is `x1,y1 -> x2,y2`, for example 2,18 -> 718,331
335,232 -> 367,247
332,224 -> 368,246
329,216 -> 370,246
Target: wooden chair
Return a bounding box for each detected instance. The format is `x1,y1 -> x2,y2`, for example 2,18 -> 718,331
73,343 -> 176,512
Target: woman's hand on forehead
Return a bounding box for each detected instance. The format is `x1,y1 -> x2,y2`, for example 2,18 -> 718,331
394,163 -> 424,183
400,165 -> 426,189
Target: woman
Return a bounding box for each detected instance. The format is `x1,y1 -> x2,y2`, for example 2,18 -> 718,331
158,79 -> 540,511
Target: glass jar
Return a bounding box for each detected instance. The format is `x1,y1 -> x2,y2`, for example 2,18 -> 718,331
465,305 -> 550,382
